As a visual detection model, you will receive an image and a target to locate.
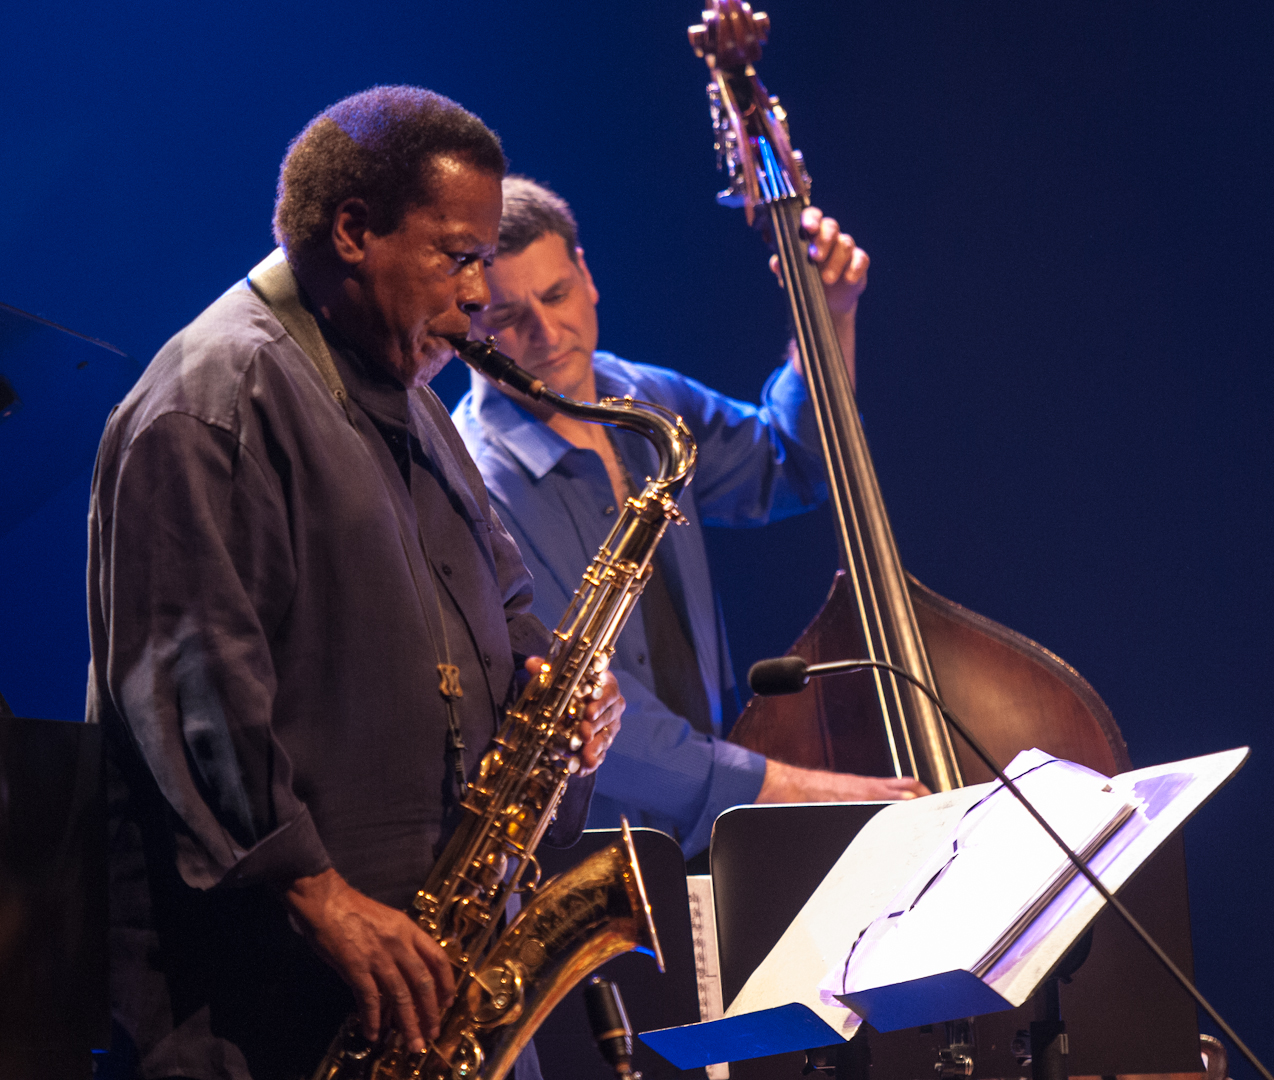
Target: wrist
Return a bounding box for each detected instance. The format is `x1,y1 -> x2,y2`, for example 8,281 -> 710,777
758,759 -> 829,803
282,866 -> 344,926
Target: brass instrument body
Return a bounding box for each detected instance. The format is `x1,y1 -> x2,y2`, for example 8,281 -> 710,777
313,338 -> 691,1080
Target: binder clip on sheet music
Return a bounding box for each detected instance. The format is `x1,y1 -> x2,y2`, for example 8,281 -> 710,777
640,746 -> 1248,1069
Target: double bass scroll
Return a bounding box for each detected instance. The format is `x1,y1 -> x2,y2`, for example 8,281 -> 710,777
688,1 -> 1130,787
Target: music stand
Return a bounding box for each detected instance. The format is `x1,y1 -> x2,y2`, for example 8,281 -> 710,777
702,801 -> 1201,1079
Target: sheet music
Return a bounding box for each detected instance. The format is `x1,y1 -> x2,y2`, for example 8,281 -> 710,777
640,747 -> 1249,1066
823,749 -> 1137,1002
686,875 -> 729,1080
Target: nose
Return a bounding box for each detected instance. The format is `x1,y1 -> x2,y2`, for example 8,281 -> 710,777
458,263 -> 491,316
527,302 -> 561,348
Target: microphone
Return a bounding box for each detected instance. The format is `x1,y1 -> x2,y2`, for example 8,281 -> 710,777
747,655 -> 812,695
584,976 -> 640,1079
748,654 -> 879,696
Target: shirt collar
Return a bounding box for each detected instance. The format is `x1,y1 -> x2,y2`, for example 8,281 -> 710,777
320,321 -> 411,430
469,352 -> 639,481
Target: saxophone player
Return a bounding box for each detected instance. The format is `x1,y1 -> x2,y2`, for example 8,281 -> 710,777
89,88 -> 621,1080
453,177 -> 927,865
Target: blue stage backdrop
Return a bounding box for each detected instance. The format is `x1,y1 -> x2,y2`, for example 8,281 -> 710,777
2,0 -> 1270,1069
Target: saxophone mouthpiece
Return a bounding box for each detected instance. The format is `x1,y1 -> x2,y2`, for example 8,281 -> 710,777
448,335 -> 547,400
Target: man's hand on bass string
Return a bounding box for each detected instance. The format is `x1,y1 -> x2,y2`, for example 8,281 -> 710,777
283,868 -> 456,1054
769,205 -> 869,388
769,205 -> 870,316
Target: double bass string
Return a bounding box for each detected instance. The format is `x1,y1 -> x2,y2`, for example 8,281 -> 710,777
772,184 -> 963,790
767,189 -> 919,780
769,196 -> 910,767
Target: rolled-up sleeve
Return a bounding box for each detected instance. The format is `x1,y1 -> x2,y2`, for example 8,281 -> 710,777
97,412 -> 330,890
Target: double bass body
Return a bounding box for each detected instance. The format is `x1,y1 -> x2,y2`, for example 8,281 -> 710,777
730,570 -> 1131,785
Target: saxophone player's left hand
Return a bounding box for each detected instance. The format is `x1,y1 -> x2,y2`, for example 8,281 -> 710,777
577,668 -> 624,774
524,659 -> 624,776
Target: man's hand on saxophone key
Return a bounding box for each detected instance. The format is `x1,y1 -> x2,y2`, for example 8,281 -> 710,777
522,657 -> 625,776
281,867 -> 457,1054
577,668 -> 624,775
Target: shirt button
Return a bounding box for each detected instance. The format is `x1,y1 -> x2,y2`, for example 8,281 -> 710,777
483,653 -> 492,668
603,505 -> 616,516
636,654 -> 646,665
441,563 -> 453,576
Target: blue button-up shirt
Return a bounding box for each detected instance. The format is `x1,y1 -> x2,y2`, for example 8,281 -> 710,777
453,352 -> 828,856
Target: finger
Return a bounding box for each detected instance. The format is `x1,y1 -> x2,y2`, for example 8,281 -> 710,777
577,713 -> 619,768
580,728 -> 612,770
412,932 -> 457,1008
806,214 -> 841,264
378,966 -> 426,1053
887,777 -> 929,799
800,205 -> 824,240
408,965 -> 442,1045
847,246 -> 870,285
351,971 -> 383,1043
768,253 -> 784,287
581,740 -> 605,771
584,670 -> 617,709
583,691 -> 624,727
576,713 -> 616,748
820,234 -> 856,285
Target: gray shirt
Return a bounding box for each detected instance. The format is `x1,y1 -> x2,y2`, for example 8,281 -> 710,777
89,277 -> 585,1078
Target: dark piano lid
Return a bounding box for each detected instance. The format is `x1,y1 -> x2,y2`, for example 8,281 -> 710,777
0,301 -> 142,537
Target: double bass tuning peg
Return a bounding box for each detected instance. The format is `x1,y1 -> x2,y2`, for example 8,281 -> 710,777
688,2 -> 770,65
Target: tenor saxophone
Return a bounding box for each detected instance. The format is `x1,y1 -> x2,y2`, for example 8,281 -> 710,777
312,337 -> 697,1080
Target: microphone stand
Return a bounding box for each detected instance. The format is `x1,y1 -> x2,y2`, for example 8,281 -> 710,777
747,655 -> 1270,1080
584,976 -> 641,1080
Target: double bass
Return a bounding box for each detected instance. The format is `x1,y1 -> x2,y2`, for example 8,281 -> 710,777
688,2 -> 1130,789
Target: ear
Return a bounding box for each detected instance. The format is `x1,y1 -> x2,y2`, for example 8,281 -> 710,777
331,198 -> 372,267
575,246 -> 600,305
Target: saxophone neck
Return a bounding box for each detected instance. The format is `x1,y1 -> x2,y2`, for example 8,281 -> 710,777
449,337 -> 697,497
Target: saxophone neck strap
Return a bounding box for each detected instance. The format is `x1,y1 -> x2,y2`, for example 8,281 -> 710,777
247,248 -> 353,425
249,251 -> 472,799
